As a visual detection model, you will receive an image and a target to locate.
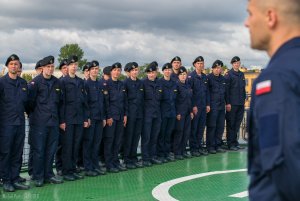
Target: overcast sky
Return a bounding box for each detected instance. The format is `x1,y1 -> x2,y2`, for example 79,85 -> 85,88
0,0 -> 269,70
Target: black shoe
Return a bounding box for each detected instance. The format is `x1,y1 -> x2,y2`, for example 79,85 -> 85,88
236,145 -> 245,150
159,157 -> 168,163
73,173 -> 84,180
117,164 -> 127,171
94,169 -> 106,175
17,176 -> 27,183
46,176 -> 63,184
85,170 -> 98,177
191,151 -> 201,157
151,158 -> 162,164
56,170 -> 63,176
3,183 -> 15,192
175,155 -> 184,160
13,182 -> 30,190
34,180 -> 44,187
228,147 -> 238,151
125,163 -> 136,169
134,161 -> 144,168
166,155 -> 175,162
208,149 -> 217,154
143,161 -> 152,167
183,152 -> 192,158
107,167 -> 119,173
216,148 -> 226,153
199,149 -> 209,156
63,174 -> 75,181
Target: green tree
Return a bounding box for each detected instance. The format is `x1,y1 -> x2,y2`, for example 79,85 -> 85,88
22,73 -> 33,82
57,44 -> 87,69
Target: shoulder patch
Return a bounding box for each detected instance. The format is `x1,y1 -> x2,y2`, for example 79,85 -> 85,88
256,80 -> 271,96
30,81 -> 35,85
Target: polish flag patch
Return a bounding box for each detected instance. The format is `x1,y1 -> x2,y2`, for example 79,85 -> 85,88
256,80 -> 272,96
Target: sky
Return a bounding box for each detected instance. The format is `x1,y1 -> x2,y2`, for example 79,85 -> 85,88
0,0 -> 269,70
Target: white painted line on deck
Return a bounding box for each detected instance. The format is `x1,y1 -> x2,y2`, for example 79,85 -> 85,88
152,169 -> 247,201
229,191 -> 249,198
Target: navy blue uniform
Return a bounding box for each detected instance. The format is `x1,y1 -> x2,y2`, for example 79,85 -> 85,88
174,81 -> 193,156
225,69 -> 246,148
206,73 -> 228,151
123,77 -> 144,165
28,74 -> 61,181
188,71 -> 210,152
157,78 -> 177,158
83,78 -> 106,171
0,74 -> 28,185
60,75 -> 89,176
171,70 -> 179,81
103,79 -> 127,170
141,78 -> 162,162
248,37 -> 300,201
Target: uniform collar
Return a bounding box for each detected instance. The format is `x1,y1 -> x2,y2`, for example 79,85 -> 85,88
269,37 -> 300,68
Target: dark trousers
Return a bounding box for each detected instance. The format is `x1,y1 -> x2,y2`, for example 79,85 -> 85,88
226,105 -> 244,148
83,120 -> 103,171
141,117 -> 161,161
0,125 -> 25,184
61,124 -> 83,175
55,128 -> 64,172
157,117 -> 176,157
123,117 -> 143,164
174,114 -> 191,155
103,120 -> 124,169
31,125 -> 59,180
28,128 -> 33,176
206,109 -> 225,150
190,107 -> 207,151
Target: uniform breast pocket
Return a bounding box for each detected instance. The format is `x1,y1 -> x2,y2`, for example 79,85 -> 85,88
155,88 -> 162,100
109,88 -> 119,101
4,87 -> 15,102
52,89 -> 61,103
89,88 -> 98,102
66,85 -> 76,102
20,87 -> 28,102
144,88 -> 153,100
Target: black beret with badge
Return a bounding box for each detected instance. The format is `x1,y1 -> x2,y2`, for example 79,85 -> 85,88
111,62 -> 122,71
59,59 -> 68,69
82,62 -> 92,71
103,66 -> 112,75
162,63 -> 172,71
40,56 -> 55,66
212,60 -> 223,68
231,56 -> 240,64
145,61 -> 158,72
193,56 -> 204,65
5,54 -> 20,66
125,62 -> 139,72
171,56 -> 181,64
178,66 -> 187,74
67,55 -> 78,65
35,59 -> 43,69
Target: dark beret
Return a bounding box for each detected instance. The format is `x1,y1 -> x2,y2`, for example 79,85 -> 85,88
212,60 -> 223,68
193,56 -> 204,65
178,66 -> 187,74
91,60 -> 99,68
103,66 -> 112,75
82,62 -> 92,71
125,62 -> 139,72
5,54 -> 20,66
162,63 -> 172,71
40,56 -> 55,66
145,61 -> 158,72
35,59 -> 43,69
67,55 -> 78,65
59,59 -> 68,69
111,62 -> 122,71
171,56 -> 181,64
231,56 -> 240,64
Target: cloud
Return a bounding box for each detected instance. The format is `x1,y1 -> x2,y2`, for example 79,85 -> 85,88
0,0 -> 269,70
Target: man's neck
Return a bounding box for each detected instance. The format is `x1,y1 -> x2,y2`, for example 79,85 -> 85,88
43,74 -> 51,79
8,72 -> 17,80
69,73 -> 76,78
164,76 -> 170,81
90,76 -> 97,81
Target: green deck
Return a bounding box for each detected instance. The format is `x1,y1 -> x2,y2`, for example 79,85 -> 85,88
0,150 -> 249,201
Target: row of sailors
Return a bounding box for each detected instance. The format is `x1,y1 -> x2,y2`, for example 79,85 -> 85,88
0,54 -> 246,192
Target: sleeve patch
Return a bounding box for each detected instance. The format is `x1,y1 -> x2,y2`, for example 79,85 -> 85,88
256,80 -> 272,96
258,113 -> 279,149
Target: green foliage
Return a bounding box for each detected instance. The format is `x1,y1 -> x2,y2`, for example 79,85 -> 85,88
58,44 -> 87,69
22,73 -> 33,82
